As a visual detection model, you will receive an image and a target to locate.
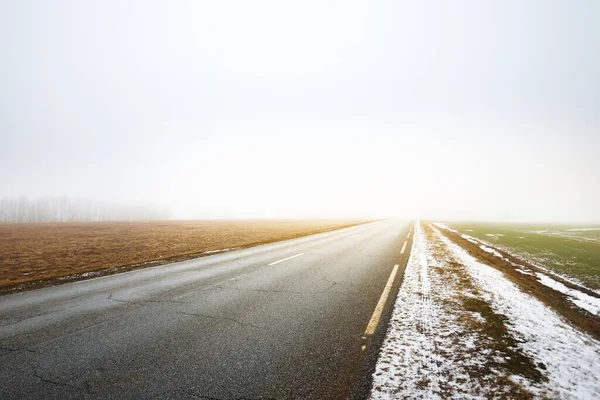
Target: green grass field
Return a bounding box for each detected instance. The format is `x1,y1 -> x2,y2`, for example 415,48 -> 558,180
445,222 -> 600,291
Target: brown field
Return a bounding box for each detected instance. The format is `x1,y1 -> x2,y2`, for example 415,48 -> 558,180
0,219 -> 370,294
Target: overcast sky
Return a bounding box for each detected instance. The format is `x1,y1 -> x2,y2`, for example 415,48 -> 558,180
1,1 -> 599,221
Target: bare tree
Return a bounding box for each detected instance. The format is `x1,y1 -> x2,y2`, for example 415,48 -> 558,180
0,196 -> 170,222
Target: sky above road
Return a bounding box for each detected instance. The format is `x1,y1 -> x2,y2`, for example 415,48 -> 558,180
1,1 -> 599,221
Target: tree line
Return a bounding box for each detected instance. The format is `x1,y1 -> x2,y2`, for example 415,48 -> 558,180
0,196 -> 170,222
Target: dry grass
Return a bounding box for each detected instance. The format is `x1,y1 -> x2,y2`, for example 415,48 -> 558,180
421,224 -> 542,395
0,219 -> 369,293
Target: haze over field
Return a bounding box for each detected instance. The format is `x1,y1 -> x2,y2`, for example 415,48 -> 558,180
1,1 -> 599,222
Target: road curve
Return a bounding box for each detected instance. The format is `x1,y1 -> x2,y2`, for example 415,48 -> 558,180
0,219 -> 413,399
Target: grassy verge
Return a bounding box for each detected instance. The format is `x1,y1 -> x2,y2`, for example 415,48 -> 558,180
372,223 -> 541,398
0,219 -> 370,294
421,224 -> 543,394
446,222 -> 600,290
431,223 -> 600,341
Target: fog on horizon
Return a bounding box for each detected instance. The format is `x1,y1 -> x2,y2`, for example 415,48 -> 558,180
1,1 -> 599,223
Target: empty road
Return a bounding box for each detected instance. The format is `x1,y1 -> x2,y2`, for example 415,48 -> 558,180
0,219 -> 413,399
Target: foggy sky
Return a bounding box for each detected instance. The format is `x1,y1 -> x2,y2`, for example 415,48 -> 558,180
1,1 -> 599,222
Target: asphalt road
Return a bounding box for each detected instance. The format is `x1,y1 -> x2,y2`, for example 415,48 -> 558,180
0,219 -> 413,399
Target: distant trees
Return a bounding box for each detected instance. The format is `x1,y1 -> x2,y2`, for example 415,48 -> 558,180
0,196 -> 170,222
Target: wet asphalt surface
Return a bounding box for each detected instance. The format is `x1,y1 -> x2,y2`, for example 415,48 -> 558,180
0,219 -> 413,399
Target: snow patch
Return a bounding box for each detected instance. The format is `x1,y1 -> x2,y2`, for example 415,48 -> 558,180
479,244 -> 505,259
370,223 -> 492,398
536,273 -> 600,316
516,269 -> 535,276
200,248 -> 237,255
439,233 -> 600,399
461,233 -> 480,244
432,222 -> 457,233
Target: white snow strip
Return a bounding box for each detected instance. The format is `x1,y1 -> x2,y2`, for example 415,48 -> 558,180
439,232 -> 600,399
491,242 -> 597,293
201,247 -> 237,255
432,222 -> 457,233
536,273 -> 600,316
516,269 -> 536,276
479,244 -> 505,259
461,233 -> 480,244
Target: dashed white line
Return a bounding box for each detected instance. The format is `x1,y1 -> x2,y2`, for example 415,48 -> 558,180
268,253 -> 304,266
400,241 -> 407,254
347,234 -> 358,239
365,264 -> 400,335
407,231 -> 412,239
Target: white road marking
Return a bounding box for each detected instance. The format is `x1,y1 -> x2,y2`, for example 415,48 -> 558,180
365,264 -> 400,335
400,241 -> 407,254
268,253 -> 304,266
407,231 -> 412,239
347,234 -> 358,239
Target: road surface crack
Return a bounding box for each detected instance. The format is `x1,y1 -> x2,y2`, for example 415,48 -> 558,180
107,292 -> 187,306
177,311 -> 263,330
4,295 -> 119,329
322,276 -> 338,291
0,345 -> 39,355
0,312 -> 48,328
203,286 -> 304,295
183,388 -> 277,400
145,298 -> 187,305
33,369 -> 78,391
31,365 -> 95,395
106,292 -> 145,306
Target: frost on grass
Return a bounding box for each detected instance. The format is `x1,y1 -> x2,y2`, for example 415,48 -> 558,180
370,223 -> 537,399
535,273 -> 600,316
461,231 -> 600,316
370,223 -> 600,399
460,231 -> 600,313
440,233 -> 600,398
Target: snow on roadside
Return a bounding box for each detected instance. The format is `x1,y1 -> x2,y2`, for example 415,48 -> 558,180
200,247 -> 238,255
370,223 -> 535,399
438,230 -> 600,399
371,223 -> 485,398
370,223 -> 600,399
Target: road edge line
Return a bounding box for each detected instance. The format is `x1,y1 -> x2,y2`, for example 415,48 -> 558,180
364,264 -> 400,335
